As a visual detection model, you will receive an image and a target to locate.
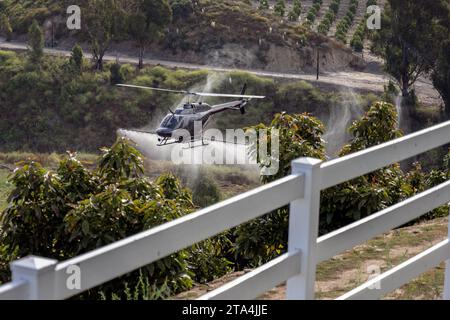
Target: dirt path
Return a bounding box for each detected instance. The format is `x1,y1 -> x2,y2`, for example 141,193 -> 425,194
0,37 -> 441,107
174,217 -> 449,300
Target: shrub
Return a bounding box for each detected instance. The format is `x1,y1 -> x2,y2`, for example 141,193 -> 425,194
70,44 -> 84,73
259,0 -> 269,10
350,34 -> 363,52
191,169 -> 222,208
109,62 -> 124,85
170,0 -> 194,22
0,138 -> 230,298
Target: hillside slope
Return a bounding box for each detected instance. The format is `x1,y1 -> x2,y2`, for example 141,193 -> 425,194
1,0 -> 364,73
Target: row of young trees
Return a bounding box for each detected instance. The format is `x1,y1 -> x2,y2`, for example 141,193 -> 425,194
259,0 -> 302,20
372,0 -> 450,117
334,0 -> 359,43
349,0 -> 377,52
317,0 -> 341,35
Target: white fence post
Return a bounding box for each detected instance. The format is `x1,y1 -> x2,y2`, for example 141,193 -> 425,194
10,256 -> 58,300
286,157 -> 322,300
444,204 -> 450,300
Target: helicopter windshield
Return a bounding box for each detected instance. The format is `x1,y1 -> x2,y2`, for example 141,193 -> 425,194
161,114 -> 181,129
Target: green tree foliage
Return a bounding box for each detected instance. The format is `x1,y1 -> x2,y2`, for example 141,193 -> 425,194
433,39 -> 450,118
318,0 -> 340,35
274,0 -> 286,17
320,102 -> 404,232
259,0 -> 269,10
28,20 -> 44,64
191,169 -> 222,208
233,102 -> 449,265
84,0 -> 125,70
129,0 -> 172,69
372,0 -> 444,99
233,113 -> 326,265
303,0 -> 323,26
0,51 -> 211,152
170,0 -> 194,21
0,13 -> 13,41
288,0 -> 302,21
109,62 -> 124,84
0,138 -> 231,296
334,0 -> 358,43
70,43 -> 84,73
431,6 -> 450,118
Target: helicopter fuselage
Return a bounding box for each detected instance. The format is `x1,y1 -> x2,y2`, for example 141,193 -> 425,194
155,100 -> 247,144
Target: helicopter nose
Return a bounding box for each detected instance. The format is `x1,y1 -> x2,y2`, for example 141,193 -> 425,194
156,128 -> 171,138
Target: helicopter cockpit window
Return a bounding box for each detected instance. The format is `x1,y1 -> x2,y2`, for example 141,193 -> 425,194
161,115 -> 181,129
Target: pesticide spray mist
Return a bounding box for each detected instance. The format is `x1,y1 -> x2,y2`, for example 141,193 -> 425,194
323,89 -> 365,157
117,73 -> 258,176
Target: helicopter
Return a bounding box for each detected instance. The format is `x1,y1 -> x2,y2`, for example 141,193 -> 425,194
117,83 -> 265,147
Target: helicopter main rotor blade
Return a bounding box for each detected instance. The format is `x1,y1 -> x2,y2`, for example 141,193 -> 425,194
117,84 -> 265,99
117,84 -> 193,95
193,92 -> 265,99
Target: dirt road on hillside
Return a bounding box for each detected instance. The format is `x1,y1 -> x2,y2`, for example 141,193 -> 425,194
0,38 -> 442,107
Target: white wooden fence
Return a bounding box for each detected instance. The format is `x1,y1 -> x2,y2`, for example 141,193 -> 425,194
1,121 -> 450,300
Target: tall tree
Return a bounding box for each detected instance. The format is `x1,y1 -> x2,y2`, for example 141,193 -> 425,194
129,0 -> 172,69
430,1 -> 450,118
28,20 -> 44,63
84,0 -> 124,71
373,0 -> 439,100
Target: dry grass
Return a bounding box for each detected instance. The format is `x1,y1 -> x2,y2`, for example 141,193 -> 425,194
174,217 -> 449,300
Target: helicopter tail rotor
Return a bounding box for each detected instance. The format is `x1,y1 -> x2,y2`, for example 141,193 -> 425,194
239,83 -> 248,99
240,104 -> 246,115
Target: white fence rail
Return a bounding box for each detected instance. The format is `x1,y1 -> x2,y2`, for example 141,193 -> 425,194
1,121 -> 450,300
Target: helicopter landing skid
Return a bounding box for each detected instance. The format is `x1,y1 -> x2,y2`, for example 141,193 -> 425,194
156,137 -> 181,147
183,138 -> 209,149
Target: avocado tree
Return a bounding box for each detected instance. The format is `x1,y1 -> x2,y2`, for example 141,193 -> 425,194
233,113 -> 326,265
233,101 -> 449,265
0,138 -> 230,298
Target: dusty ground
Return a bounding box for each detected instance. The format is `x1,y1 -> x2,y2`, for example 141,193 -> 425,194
174,217 -> 449,300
